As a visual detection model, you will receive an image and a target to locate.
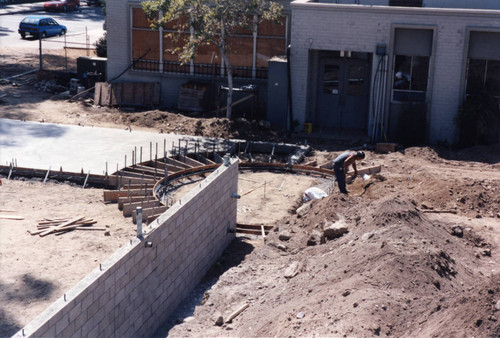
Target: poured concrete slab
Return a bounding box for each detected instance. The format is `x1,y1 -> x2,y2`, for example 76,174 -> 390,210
0,119 -> 220,174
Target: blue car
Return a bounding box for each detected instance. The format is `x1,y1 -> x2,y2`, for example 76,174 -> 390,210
18,16 -> 67,39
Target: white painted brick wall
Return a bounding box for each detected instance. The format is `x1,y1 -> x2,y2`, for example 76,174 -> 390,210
291,2 -> 500,143
14,159 -> 238,337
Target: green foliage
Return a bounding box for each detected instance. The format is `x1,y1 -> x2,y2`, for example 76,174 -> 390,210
456,92 -> 500,147
142,0 -> 282,63
95,32 -> 107,57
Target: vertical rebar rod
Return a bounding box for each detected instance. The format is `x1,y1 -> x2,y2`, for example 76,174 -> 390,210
154,155 -> 157,181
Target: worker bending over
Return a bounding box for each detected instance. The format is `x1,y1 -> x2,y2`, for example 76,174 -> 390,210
333,151 -> 365,194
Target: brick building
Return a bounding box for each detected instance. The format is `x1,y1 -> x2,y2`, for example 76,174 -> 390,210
106,0 -> 500,145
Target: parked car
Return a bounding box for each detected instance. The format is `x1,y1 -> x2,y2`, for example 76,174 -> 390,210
18,16 -> 67,39
44,0 -> 80,12
85,0 -> 102,6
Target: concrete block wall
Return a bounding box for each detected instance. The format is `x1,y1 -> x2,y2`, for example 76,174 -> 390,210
290,1 -> 500,144
14,159 -> 239,338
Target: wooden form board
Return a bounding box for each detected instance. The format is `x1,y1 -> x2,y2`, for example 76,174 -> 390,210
173,154 -> 205,168
150,160 -> 184,173
114,171 -> 156,188
194,154 -> 216,165
347,165 -> 382,176
165,157 -> 192,169
133,205 -> 168,223
94,82 -> 161,107
103,189 -> 154,203
118,196 -> 154,209
122,200 -> 161,217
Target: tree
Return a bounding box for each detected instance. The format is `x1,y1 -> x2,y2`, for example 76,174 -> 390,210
142,0 -> 283,118
95,32 -> 107,57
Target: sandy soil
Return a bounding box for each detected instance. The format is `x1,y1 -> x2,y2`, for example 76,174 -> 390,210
1,48 -> 500,337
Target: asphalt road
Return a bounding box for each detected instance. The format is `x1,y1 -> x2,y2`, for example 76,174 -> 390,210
0,5 -> 105,49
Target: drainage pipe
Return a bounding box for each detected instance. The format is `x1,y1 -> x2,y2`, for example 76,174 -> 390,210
286,44 -> 294,132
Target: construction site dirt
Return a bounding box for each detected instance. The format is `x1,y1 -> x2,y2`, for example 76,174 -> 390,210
1,47 -> 500,337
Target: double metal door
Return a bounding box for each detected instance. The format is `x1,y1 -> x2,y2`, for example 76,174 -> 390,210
316,58 -> 370,130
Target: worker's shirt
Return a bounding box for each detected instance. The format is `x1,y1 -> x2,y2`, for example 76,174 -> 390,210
333,151 -> 354,166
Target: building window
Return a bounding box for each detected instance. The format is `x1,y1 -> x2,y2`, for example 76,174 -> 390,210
389,0 -> 422,7
392,55 -> 429,102
391,27 -> 433,103
466,59 -> 500,97
130,7 -> 287,79
131,7 -> 160,71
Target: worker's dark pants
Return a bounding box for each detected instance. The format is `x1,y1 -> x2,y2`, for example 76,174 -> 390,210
333,164 -> 348,194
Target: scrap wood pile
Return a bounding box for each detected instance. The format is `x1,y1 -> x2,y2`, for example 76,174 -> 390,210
29,216 -> 106,237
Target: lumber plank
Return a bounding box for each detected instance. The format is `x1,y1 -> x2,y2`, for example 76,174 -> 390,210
37,220 -> 96,229
175,154 -> 205,167
236,223 -> 273,230
418,209 -> 457,214
164,157 -> 192,169
235,228 -> 262,236
225,303 -> 249,323
115,170 -> 157,180
346,165 -> 382,176
167,164 -> 219,181
132,205 -> 168,223
31,220 -> 97,235
103,189 -> 154,203
239,162 -> 336,178
39,216 -> 85,237
147,213 -> 164,224
0,215 -> 24,220
73,226 -> 106,231
149,160 -> 184,173
117,184 -> 155,190
123,165 -> 159,176
194,153 -> 216,165
122,200 -> 162,217
118,195 -> 156,209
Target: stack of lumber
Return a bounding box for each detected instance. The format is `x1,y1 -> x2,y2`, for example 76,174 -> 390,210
29,216 -> 104,237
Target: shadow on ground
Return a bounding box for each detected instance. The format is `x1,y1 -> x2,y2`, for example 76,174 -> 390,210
152,237 -> 255,337
0,274 -> 56,337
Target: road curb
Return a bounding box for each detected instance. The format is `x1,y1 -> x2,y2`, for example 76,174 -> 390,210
0,5 -> 94,16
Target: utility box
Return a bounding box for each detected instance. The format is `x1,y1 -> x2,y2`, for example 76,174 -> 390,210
266,56 -> 288,129
77,56 -> 107,88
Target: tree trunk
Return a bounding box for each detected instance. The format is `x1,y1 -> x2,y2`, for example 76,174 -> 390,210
221,51 -> 233,119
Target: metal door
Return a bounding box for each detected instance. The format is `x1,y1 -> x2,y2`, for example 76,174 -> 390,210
316,58 -> 370,130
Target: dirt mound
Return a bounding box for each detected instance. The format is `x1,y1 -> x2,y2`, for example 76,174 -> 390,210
167,193 -> 500,337
89,109 -> 287,142
404,146 -> 441,162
